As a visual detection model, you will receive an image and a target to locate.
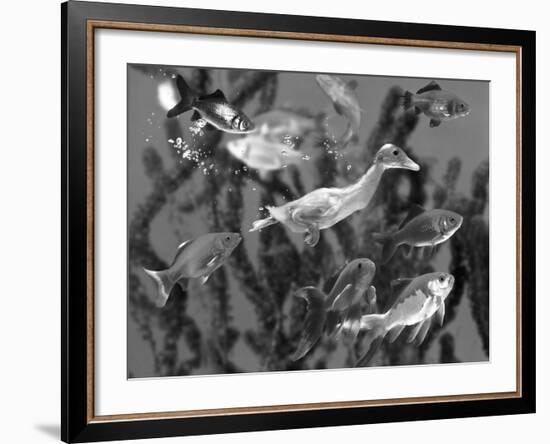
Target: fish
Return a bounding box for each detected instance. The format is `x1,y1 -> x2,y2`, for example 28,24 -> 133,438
292,259 -> 376,361
143,232 -> 242,308
166,75 -> 255,134
373,205 -> 463,263
316,74 -> 361,147
353,272 -> 455,366
226,130 -> 304,175
249,144 -> 420,247
253,109 -> 323,140
403,81 -> 470,128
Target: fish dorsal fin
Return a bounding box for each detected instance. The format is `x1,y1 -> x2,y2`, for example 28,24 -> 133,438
322,262 -> 348,294
399,204 -> 426,229
347,80 -> 358,90
173,239 -> 192,261
416,81 -> 442,95
390,278 -> 414,295
201,89 -> 227,102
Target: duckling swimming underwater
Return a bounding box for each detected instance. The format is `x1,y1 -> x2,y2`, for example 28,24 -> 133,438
249,144 -> 420,246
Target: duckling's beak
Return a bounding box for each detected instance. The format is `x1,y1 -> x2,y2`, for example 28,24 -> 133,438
402,157 -> 420,171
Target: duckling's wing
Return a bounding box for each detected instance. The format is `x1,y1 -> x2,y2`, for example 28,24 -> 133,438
290,189 -> 340,224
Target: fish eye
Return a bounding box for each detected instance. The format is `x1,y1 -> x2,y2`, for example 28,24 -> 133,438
450,217 -> 456,224
357,263 -> 362,269
439,275 -> 446,283
392,149 -> 399,156
225,236 -> 231,241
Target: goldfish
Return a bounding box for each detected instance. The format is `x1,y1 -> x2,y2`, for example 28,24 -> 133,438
226,130 -> 303,175
353,272 -> 455,366
373,205 -> 463,263
249,144 -> 420,247
403,81 -> 470,127
316,74 -> 361,147
167,75 -> 255,134
143,232 -> 242,307
292,259 -> 376,361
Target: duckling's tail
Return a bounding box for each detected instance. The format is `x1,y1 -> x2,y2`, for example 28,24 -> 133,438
249,216 -> 278,232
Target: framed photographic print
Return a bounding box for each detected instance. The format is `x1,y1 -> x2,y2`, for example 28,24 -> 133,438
61,1 -> 536,442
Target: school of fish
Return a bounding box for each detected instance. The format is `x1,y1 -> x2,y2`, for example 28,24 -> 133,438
144,73 -> 470,367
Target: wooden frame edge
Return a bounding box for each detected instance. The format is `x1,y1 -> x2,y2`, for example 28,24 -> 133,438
84,18 -> 524,425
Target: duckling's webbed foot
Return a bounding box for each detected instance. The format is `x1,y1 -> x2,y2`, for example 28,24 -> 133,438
304,225 -> 320,247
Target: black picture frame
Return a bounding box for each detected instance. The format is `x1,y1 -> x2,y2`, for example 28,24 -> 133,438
62,1 -> 536,442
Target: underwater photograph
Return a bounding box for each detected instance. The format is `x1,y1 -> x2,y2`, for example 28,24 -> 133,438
127,64 -> 489,378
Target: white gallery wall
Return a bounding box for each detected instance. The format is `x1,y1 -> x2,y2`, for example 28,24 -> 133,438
0,0 -> 546,443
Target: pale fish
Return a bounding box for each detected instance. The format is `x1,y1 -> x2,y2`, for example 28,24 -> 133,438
226,132 -> 303,175
316,74 -> 362,147
351,272 -> 455,366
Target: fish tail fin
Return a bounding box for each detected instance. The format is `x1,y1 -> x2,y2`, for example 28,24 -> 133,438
143,268 -> 175,308
403,90 -> 414,110
292,287 -> 327,361
372,233 -> 398,264
325,310 -> 341,337
249,216 -> 278,232
355,314 -> 388,366
338,123 -> 357,149
167,75 -> 196,118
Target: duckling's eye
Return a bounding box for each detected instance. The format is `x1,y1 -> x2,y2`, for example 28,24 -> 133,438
392,149 -> 399,156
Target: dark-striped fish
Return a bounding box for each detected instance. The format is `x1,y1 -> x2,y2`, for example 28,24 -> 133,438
353,272 -> 454,366
373,205 -> 463,263
403,81 -> 470,128
167,75 -> 255,134
143,232 -> 242,307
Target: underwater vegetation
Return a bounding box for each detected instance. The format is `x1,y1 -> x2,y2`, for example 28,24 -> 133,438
128,66 -> 489,377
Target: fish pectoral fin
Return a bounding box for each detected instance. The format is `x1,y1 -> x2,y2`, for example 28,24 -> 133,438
331,284 -> 354,311
206,255 -> 221,268
304,225 -> 320,247
429,119 -> 442,128
407,322 -> 424,343
333,102 -> 345,116
388,325 -> 405,343
435,302 -> 446,327
200,273 -> 212,285
415,319 -> 432,346
365,285 -> 377,312
190,111 -> 202,122
413,106 -> 422,115
416,81 -> 442,95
